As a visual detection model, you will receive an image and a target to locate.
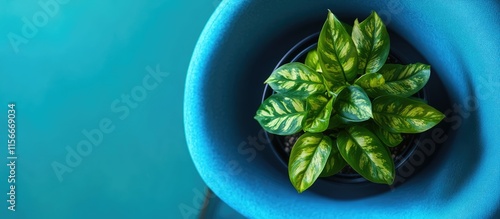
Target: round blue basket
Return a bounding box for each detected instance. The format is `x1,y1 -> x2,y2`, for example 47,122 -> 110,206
185,0 -> 500,218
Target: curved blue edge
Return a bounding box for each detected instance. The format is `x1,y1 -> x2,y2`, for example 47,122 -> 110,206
185,0 -> 500,218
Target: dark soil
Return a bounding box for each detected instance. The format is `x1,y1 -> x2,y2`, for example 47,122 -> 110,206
385,53 -> 403,64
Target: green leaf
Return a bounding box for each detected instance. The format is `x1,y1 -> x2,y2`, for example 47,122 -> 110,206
317,10 -> 359,86
303,94 -> 334,133
369,123 -> 403,147
265,62 -> 326,97
254,94 -> 307,135
372,95 -> 445,133
328,114 -> 354,129
337,126 -> 395,184
352,11 -> 390,74
333,85 -> 372,122
289,133 -> 332,193
320,139 -> 347,177
354,73 -> 385,89
365,63 -> 431,98
304,50 -> 322,72
408,97 -> 428,104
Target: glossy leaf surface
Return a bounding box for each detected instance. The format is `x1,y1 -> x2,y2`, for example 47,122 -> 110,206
370,123 -> 403,147
337,126 -> 394,184
352,11 -> 390,74
318,10 -> 359,86
320,139 -> 347,177
304,50 -> 322,72
265,62 -> 326,97
303,94 -> 334,133
255,94 -> 307,135
354,73 -> 385,89
372,95 -> 445,133
333,85 -> 372,122
289,133 -> 332,192
365,63 -> 430,98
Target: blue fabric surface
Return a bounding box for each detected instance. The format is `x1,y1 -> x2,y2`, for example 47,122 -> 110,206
185,0 -> 500,218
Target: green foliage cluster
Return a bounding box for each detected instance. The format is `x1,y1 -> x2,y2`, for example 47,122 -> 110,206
255,11 -> 444,192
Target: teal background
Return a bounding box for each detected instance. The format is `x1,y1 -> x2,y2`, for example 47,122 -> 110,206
0,0 -> 230,218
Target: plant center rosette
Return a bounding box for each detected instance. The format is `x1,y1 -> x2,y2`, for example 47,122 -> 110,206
254,10 -> 445,193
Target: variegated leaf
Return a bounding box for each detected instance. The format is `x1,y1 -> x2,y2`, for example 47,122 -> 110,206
372,95 -> 445,133
320,139 -> 347,177
289,133 -> 332,193
317,10 -> 359,86
265,62 -> 326,97
370,123 -> 403,147
354,73 -> 385,89
337,126 -> 395,184
303,94 -> 334,133
333,85 -> 372,122
365,63 -> 430,98
352,11 -> 390,74
304,50 -> 322,72
254,94 -> 307,135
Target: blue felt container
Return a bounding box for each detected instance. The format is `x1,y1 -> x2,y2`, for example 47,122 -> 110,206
185,0 -> 500,218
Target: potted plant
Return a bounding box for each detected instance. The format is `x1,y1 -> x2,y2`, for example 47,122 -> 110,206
254,11 -> 444,193
185,1 -> 500,218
